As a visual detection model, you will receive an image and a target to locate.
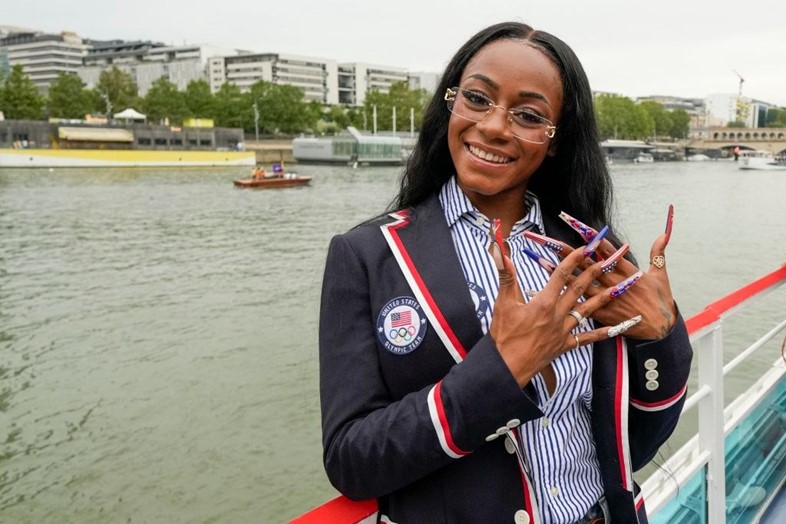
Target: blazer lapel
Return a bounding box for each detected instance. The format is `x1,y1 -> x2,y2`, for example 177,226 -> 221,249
382,195 -> 484,363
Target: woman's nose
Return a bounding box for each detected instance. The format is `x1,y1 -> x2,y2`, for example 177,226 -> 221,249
476,105 -> 512,139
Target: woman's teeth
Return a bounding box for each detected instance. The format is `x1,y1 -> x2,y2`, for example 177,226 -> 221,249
468,145 -> 511,164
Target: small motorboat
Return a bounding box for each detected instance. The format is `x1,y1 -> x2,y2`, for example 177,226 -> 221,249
234,162 -> 312,189
233,175 -> 312,189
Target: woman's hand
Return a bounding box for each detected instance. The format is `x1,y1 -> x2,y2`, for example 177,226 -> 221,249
489,223 -> 642,387
533,206 -> 677,340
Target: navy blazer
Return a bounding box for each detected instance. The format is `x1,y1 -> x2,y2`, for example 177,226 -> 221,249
320,194 -> 692,523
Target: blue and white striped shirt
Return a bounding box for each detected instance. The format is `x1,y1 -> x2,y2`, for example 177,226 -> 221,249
438,176 -> 604,523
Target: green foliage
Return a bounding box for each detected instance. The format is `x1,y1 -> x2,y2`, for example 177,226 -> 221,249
184,79 -> 215,118
214,82 -> 250,129
142,78 -> 189,124
595,95 -> 691,140
362,81 -> 429,133
251,81 -> 317,134
727,120 -> 746,128
0,65 -> 44,119
595,94 -> 650,140
47,73 -> 93,119
668,109 -> 690,139
94,66 -> 140,115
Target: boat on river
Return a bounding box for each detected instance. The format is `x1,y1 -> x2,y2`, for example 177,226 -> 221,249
291,265 -> 786,524
234,162 -> 311,189
739,150 -> 786,171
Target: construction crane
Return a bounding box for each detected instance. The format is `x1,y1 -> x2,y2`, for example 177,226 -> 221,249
733,69 -> 745,96
733,70 -> 749,124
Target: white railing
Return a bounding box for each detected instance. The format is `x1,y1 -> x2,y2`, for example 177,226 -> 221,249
642,265 -> 786,522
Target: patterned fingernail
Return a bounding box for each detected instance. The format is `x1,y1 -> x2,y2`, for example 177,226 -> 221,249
522,247 -> 557,273
664,204 -> 674,246
609,270 -> 643,299
523,231 -> 565,254
559,211 -> 597,243
491,218 -> 508,257
600,244 -> 630,274
607,315 -> 643,337
583,225 -> 609,258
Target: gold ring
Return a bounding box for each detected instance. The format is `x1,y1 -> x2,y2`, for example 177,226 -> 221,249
573,333 -> 581,351
651,255 -> 665,269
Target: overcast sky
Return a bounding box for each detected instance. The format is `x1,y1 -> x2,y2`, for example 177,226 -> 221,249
8,0 -> 786,106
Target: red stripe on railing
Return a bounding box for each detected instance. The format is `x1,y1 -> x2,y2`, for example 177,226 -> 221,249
686,264 -> 786,334
289,497 -> 377,524
294,264 -> 786,523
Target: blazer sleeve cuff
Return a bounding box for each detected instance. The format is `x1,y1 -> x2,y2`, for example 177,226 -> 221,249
429,334 -> 543,453
627,307 -> 693,410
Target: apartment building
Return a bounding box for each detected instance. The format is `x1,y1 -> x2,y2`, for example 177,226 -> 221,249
0,26 -> 87,92
208,52 -> 338,104
337,63 -> 409,106
78,40 -> 229,95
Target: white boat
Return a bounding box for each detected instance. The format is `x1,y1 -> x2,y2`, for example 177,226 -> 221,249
633,152 -> 654,163
739,150 -> 786,171
292,265 -> 786,524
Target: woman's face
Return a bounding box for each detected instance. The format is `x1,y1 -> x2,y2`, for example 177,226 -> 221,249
448,39 -> 563,212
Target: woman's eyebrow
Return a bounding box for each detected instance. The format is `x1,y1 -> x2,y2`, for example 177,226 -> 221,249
465,73 -> 497,89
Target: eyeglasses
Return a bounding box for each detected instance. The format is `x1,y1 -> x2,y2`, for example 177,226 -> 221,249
444,87 -> 557,144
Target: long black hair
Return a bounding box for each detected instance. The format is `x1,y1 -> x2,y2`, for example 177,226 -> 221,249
389,22 -> 622,246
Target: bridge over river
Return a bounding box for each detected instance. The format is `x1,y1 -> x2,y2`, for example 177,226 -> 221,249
687,126 -> 786,155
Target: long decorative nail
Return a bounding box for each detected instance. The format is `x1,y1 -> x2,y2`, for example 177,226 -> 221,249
524,231 -> 565,254
664,204 -> 674,246
583,225 -> 609,258
609,270 -> 643,299
608,315 -> 643,337
491,242 -> 505,270
600,244 -> 630,274
491,218 -> 508,257
522,247 -> 557,273
559,211 -> 597,243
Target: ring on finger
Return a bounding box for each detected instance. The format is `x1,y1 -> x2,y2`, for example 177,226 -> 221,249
651,255 -> 665,269
567,309 -> 588,329
573,333 -> 581,351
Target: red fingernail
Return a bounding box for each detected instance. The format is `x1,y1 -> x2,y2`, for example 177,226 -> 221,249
492,218 -> 508,256
664,204 -> 674,246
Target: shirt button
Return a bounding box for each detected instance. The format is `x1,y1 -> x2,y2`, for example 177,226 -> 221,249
514,509 -> 531,524
540,417 -> 550,428
550,486 -> 560,497
644,358 -> 658,370
646,380 -> 660,391
505,438 -> 516,454
506,418 -> 521,428
476,216 -> 485,226
645,369 -> 659,380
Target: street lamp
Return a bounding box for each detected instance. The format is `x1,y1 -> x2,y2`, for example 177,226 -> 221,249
253,99 -> 260,142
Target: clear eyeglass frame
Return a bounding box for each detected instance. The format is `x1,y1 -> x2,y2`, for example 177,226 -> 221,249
444,87 -> 557,144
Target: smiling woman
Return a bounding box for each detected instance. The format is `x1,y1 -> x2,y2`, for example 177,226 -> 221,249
318,21 -> 692,524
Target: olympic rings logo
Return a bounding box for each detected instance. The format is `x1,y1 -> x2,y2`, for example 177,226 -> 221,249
388,325 -> 417,344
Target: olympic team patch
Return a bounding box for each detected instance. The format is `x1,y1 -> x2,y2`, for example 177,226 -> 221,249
467,282 -> 490,320
376,296 -> 428,355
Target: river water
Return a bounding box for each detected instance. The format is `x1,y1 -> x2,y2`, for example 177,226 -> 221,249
1,160 -> 785,523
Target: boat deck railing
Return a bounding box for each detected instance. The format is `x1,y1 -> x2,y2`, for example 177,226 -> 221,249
644,264 -> 786,523
291,264 -> 786,524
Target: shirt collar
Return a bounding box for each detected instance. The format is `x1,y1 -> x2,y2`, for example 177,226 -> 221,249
439,175 -> 545,235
